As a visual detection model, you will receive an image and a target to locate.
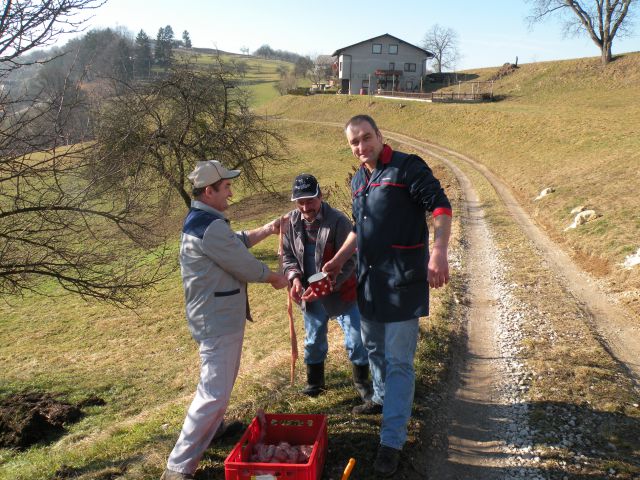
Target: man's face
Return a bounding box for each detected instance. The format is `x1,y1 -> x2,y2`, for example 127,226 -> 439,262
205,179 -> 233,211
295,196 -> 322,222
346,121 -> 384,171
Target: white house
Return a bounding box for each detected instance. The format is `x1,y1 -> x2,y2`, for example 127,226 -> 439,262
332,33 -> 434,95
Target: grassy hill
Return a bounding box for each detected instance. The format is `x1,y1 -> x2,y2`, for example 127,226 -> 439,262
261,52 -> 640,314
175,49 -> 293,105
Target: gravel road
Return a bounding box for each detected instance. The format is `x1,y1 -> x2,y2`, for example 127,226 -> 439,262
386,132 -> 639,480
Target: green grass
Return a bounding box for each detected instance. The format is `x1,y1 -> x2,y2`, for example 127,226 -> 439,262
174,49 -> 294,106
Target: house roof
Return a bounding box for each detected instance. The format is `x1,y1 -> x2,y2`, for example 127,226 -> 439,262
332,33 -> 433,57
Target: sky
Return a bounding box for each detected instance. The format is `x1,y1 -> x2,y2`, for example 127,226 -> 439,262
71,0 -> 639,70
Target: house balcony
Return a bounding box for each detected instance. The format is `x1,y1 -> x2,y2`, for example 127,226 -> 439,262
374,69 -> 403,77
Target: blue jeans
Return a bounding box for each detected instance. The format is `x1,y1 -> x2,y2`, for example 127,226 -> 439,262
360,317 -> 419,450
302,301 -> 369,366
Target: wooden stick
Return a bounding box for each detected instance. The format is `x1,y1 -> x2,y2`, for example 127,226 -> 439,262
279,216 -> 298,386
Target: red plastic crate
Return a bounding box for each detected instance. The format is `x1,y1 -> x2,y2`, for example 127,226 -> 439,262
224,413 -> 327,480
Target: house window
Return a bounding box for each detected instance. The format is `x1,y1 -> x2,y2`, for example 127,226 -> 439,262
339,61 -> 342,72
389,44 -> 398,55
362,79 -> 369,88
372,43 -> 382,54
389,62 -> 395,70
404,63 -> 416,72
406,81 -> 413,90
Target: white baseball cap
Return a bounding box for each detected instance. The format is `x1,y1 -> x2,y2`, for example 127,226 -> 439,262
187,160 -> 241,188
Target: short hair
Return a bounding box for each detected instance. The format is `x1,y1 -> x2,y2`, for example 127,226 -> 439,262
344,114 -> 380,134
192,178 -> 224,198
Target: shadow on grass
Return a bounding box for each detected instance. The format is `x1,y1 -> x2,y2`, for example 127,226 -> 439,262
52,454 -> 144,479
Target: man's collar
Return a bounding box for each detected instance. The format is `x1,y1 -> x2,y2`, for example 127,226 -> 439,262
191,200 -> 226,219
317,202 -> 326,221
380,144 -> 393,165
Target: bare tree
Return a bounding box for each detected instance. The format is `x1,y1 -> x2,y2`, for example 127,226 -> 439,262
0,0 -> 106,77
276,72 -> 297,95
92,59 -> 288,208
294,56 -> 313,78
421,24 -> 460,73
0,0 -> 173,305
307,55 -> 333,86
527,0 -> 635,65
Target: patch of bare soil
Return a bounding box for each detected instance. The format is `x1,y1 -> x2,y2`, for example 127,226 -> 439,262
489,63 -> 519,81
0,392 -> 104,449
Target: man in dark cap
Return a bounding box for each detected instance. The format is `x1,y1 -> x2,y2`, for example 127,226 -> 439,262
281,173 -> 372,402
162,160 -> 288,480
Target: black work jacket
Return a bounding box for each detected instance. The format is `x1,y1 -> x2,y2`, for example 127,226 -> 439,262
351,145 -> 451,322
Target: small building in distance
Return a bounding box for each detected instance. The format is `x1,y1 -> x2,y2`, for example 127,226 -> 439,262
332,33 -> 434,95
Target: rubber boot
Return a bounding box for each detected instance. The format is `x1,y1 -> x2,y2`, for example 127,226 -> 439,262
302,362 -> 326,397
352,363 -> 373,402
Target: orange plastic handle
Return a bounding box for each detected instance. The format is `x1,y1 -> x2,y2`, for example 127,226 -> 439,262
341,457 -> 356,480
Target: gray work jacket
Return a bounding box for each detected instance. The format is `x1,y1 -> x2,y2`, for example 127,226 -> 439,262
281,202 -> 357,317
180,200 -> 270,341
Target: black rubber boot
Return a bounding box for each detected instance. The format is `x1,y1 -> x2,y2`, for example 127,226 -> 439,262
302,362 -> 326,397
374,445 -> 401,477
352,363 -> 373,402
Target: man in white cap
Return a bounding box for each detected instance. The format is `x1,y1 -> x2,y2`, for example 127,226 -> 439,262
162,160 -> 288,480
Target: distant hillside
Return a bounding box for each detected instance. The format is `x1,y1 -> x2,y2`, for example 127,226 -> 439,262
263,51 -> 640,311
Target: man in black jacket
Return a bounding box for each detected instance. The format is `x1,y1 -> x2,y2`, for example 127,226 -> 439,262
323,115 -> 452,477
281,174 -> 371,402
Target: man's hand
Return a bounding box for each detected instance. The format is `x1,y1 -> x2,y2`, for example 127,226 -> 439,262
301,286 -> 321,303
322,231 -> 357,282
267,272 -> 288,290
245,214 -> 289,247
322,257 -> 343,283
290,277 -> 304,304
427,247 -> 449,289
266,214 -> 289,235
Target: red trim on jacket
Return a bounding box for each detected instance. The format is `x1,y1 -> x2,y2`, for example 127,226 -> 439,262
381,144 -> 393,164
433,207 -> 453,218
352,184 -> 366,197
370,182 -> 407,188
391,243 -> 425,250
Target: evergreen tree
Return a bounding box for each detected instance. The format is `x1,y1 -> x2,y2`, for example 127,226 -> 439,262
182,30 -> 192,48
163,25 -> 174,62
154,27 -> 165,65
134,29 -> 152,77
113,37 -> 133,81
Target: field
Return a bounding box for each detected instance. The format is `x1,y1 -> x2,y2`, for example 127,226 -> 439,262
175,49 -> 293,106
1,51 -> 639,479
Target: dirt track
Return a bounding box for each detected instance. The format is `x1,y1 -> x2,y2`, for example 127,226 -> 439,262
386,131 -> 640,479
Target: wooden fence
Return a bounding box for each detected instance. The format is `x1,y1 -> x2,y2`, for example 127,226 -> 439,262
373,90 -> 493,102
